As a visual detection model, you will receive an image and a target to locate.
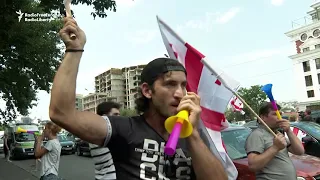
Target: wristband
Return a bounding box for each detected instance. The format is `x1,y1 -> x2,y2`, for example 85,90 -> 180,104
65,49 -> 84,53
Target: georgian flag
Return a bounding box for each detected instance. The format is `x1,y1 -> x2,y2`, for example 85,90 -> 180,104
230,96 -> 245,115
157,16 -> 240,180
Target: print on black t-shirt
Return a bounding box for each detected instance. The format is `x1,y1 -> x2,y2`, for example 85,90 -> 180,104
106,115 -> 196,180
135,139 -> 192,179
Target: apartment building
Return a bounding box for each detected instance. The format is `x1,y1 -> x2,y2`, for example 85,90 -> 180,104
95,64 -> 146,109
285,2 -> 320,111
82,92 -> 117,113
75,94 -> 83,111
123,65 -> 145,109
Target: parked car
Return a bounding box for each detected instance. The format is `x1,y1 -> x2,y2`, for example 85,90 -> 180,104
221,126 -> 320,180
57,133 -> 75,155
74,137 -> 90,156
243,120 -> 258,130
65,132 -> 90,156
290,121 -> 320,158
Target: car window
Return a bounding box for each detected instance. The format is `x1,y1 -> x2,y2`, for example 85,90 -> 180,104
15,133 -> 35,142
58,134 -> 70,142
298,122 -> 320,140
221,128 -> 251,160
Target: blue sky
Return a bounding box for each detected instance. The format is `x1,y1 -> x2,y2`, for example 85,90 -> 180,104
13,0 -> 318,119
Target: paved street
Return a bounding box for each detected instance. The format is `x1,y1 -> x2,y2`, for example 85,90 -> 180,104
1,153 -> 95,180
0,155 -> 38,180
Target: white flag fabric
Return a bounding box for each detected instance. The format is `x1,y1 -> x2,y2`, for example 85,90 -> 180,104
157,16 -> 240,180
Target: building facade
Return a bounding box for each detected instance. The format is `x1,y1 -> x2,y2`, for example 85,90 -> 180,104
82,92 -> 117,113
76,94 -> 83,111
285,2 -> 320,111
95,65 -> 146,109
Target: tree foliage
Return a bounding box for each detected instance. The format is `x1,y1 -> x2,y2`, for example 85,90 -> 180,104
238,85 -> 267,119
0,0 -> 121,121
225,108 -> 245,122
39,0 -> 117,19
225,85 -> 267,121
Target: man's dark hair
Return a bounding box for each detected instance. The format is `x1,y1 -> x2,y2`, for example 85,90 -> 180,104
135,87 -> 153,114
305,108 -> 311,115
258,102 -> 281,117
96,101 -> 121,116
135,58 -> 186,114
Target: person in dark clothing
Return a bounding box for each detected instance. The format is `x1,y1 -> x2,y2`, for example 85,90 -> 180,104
305,109 -> 311,116
3,133 -> 11,162
48,17 -> 228,180
301,115 -> 313,122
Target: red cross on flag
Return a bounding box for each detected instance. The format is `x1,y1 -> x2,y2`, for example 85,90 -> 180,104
231,96 -> 245,115
157,16 -> 240,179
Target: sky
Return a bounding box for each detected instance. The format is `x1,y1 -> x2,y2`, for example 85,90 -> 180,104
11,0 -> 319,120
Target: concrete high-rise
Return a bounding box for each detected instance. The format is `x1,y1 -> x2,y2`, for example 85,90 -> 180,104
95,65 -> 146,109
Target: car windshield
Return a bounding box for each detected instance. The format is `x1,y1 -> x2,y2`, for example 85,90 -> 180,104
58,134 -> 70,142
298,122 -> 320,140
15,133 -> 35,142
221,128 -> 251,160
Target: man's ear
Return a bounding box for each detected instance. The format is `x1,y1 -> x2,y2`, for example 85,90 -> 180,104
141,83 -> 152,99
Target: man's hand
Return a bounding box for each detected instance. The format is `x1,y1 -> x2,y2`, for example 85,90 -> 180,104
177,92 -> 201,128
37,134 -> 44,142
277,119 -> 290,132
179,93 -> 227,180
59,17 -> 86,49
272,133 -> 287,151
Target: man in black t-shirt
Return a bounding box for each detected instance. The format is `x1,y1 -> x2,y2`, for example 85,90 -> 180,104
49,17 -> 228,180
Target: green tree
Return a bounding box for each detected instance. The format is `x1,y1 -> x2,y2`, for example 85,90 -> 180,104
237,85 -> 267,120
0,0 -> 122,121
225,108 -> 245,122
120,108 -> 138,117
39,0 -> 117,19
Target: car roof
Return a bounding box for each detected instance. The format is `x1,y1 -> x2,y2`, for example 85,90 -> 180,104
290,121 -> 318,126
222,126 -> 249,132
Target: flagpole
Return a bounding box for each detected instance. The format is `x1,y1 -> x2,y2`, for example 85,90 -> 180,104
157,16 -> 186,44
201,58 -> 277,137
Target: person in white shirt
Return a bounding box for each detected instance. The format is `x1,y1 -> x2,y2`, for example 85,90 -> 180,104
35,121 -> 62,180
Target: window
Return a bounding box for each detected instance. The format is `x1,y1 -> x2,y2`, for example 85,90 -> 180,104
316,58 -> 320,69
307,90 -> 315,98
312,13 -> 319,21
305,75 -> 313,86
298,122 -> 320,140
303,61 -> 311,72
301,33 -> 308,41
316,44 -> 320,49
221,129 -> 251,160
303,47 -> 310,52
314,29 -> 320,37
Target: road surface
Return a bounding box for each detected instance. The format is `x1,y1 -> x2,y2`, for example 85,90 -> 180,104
0,155 -> 38,180
10,153 -> 95,180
